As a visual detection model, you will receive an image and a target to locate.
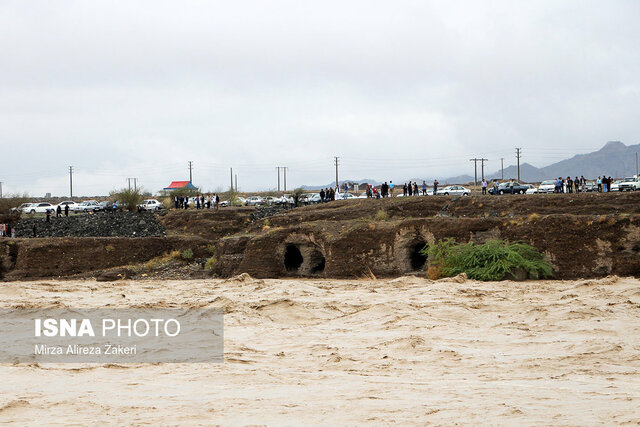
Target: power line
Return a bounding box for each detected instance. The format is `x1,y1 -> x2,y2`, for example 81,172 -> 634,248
469,158 -> 487,186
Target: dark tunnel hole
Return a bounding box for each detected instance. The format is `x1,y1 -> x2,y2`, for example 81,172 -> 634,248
284,244 -> 304,271
410,242 -> 428,270
309,250 -> 326,274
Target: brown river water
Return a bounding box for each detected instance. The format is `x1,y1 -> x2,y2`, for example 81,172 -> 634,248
1,275 -> 639,425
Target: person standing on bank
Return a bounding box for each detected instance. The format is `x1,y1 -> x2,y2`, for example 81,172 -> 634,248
64,204 -> 69,217
481,179 -> 487,195
433,179 -> 439,195
56,205 -> 62,217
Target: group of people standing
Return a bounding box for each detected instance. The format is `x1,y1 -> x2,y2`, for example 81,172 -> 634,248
174,194 -> 220,210
553,176 -> 614,193
555,176 -> 588,193
0,224 -> 15,238
318,188 -> 337,202
377,180 -> 440,198
401,181 -> 432,196
596,176 -> 615,192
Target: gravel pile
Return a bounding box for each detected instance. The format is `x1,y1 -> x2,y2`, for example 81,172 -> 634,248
250,204 -> 294,222
14,212 -> 166,238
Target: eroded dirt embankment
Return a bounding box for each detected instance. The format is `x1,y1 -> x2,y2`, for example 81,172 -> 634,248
2,193 -> 640,280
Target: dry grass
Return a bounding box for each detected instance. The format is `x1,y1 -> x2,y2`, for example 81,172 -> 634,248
374,209 -> 388,221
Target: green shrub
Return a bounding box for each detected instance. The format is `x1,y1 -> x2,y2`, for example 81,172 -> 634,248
422,239 -> 553,281
180,249 -> 194,261
109,187 -> 144,212
0,193 -> 30,216
204,256 -> 217,270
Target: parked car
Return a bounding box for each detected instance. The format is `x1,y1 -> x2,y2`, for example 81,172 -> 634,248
488,182 -> 529,195
138,199 -> 164,211
338,192 -> 358,200
55,201 -> 77,211
538,180 -> 556,194
305,193 -> 322,204
11,203 -> 34,214
618,177 -> 640,191
263,196 -> 276,205
274,195 -> 294,205
525,184 -> 538,194
25,202 -> 55,214
584,182 -> 598,192
72,200 -> 102,213
441,185 -> 471,196
245,196 -> 265,206
220,196 -> 246,207
98,201 -> 116,212
610,180 -> 623,192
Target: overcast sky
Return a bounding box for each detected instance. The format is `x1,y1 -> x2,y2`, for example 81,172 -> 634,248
2,0 -> 639,196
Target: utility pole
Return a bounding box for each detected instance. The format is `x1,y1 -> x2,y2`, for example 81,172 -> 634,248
188,161 -> 193,184
480,158 -> 488,181
0,182 -> 3,198
283,167 -> 288,191
469,158 -> 479,186
127,178 -> 138,191
69,166 -> 74,198
500,158 -> 504,180
515,148 -> 522,181
235,174 -> 238,192
334,157 -> 340,188
636,152 -> 638,177
276,167 -> 281,191
230,168 -> 233,191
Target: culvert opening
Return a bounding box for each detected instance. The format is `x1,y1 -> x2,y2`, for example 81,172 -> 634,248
410,242 -> 428,270
309,250 -> 326,274
284,244 -> 304,271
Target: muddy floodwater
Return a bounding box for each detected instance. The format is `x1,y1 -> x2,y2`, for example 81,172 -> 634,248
1,275 -> 639,425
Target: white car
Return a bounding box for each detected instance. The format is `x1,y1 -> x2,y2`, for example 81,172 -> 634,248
138,199 -> 164,211
25,202 -> 55,214
339,192 -> 358,200
306,193 -> 322,204
56,201 -> 77,211
72,200 -> 101,213
610,180 -> 623,192
441,186 -> 471,196
12,203 -> 34,214
618,177 -> 640,191
538,180 -> 556,193
525,184 -> 538,194
220,196 -> 246,207
245,196 -> 265,206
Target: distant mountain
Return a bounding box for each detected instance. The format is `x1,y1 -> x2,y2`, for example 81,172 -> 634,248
300,142 -> 639,189
483,141 -> 640,183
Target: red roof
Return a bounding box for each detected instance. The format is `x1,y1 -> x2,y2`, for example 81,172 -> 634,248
164,181 -> 192,189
